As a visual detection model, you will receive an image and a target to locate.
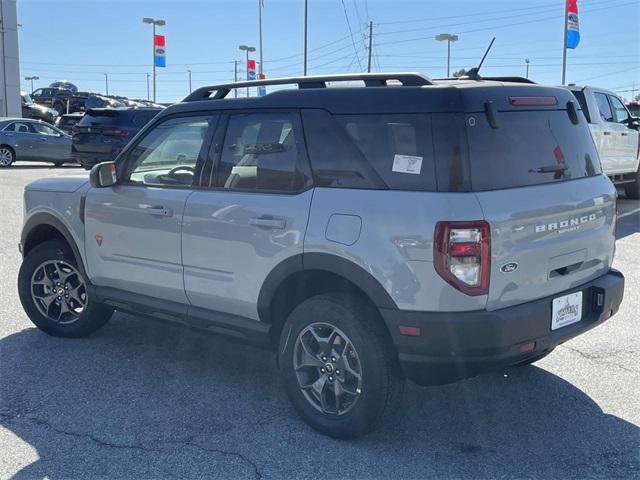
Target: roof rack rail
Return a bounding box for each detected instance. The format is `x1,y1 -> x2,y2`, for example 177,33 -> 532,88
433,76 -> 536,84
183,72 -> 433,102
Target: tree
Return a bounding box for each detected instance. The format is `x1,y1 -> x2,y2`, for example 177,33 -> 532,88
635,94 -> 640,102
452,68 -> 467,78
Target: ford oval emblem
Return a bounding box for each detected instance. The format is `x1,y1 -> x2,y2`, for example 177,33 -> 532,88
500,262 -> 519,273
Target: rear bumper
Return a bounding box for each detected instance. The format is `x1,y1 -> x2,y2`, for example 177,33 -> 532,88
380,269 -> 625,385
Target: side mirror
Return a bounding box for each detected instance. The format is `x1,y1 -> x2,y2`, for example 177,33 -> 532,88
89,161 -> 118,188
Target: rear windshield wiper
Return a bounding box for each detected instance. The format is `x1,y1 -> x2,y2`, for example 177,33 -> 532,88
529,164 -> 567,174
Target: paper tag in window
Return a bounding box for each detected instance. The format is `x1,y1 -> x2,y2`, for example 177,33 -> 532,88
392,154 -> 423,175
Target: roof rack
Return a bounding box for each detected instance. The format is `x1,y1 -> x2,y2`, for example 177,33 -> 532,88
183,72 -> 433,102
433,76 -> 536,84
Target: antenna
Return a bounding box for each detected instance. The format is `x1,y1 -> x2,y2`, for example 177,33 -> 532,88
464,37 -> 496,81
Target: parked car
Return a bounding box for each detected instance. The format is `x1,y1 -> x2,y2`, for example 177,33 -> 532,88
627,101 -> 640,117
72,107 -> 160,168
565,85 -> 640,198
0,118 -> 73,167
17,73 -> 624,439
31,87 -> 86,115
83,95 -> 127,110
49,80 -> 78,93
55,112 -> 84,134
21,92 -> 58,124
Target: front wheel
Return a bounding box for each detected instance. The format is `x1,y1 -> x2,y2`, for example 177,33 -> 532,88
18,240 -> 113,337
278,293 -> 404,439
0,146 -> 15,167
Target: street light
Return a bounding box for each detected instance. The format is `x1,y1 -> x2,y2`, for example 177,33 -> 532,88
435,33 -> 458,77
525,58 -> 530,79
24,76 -> 39,92
239,44 -> 256,97
187,69 -> 192,93
142,17 -> 166,102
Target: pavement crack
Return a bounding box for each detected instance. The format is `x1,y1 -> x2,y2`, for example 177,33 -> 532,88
560,345 -> 637,373
1,412 -> 262,479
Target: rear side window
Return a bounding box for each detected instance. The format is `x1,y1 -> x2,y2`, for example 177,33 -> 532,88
609,95 -> 630,123
466,110 -> 601,191
570,90 -> 590,122
594,93 -> 614,122
336,114 -> 437,191
214,112 -> 308,192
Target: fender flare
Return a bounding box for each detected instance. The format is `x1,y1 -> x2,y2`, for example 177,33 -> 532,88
257,252 -> 398,324
21,212 -> 87,278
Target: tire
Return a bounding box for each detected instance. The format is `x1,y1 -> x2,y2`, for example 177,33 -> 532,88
512,348 -> 555,367
18,240 -> 113,338
278,292 -> 404,439
53,102 -> 65,115
623,166 -> 640,199
0,145 -> 15,168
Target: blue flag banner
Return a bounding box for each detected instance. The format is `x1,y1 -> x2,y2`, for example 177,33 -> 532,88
566,0 -> 580,49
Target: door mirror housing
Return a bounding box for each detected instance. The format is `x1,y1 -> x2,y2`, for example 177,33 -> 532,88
89,161 -> 118,188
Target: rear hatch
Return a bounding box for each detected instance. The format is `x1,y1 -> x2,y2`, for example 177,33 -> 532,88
460,84 -> 616,311
72,108 -> 159,156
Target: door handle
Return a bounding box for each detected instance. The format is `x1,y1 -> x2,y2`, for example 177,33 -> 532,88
249,216 -> 286,229
4,133 -> 13,137
143,206 -> 173,217
603,131 -> 612,136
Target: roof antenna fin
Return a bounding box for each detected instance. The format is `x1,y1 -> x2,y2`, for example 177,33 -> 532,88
464,37 -> 495,81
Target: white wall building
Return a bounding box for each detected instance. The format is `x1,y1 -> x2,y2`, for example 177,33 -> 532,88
0,0 -> 20,117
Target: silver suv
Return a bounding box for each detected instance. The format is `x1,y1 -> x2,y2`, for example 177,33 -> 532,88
18,73 -> 625,439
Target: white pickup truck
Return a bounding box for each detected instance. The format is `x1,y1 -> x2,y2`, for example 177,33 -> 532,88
566,85 -> 640,199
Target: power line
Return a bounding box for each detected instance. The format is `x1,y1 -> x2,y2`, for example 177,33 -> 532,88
340,0 -> 363,71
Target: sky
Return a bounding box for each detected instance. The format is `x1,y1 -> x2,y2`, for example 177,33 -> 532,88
16,0 -> 640,103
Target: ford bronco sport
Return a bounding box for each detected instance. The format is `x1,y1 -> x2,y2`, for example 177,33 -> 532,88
18,73 -> 625,439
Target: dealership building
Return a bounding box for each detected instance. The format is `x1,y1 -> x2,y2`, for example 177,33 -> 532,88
0,0 -> 20,117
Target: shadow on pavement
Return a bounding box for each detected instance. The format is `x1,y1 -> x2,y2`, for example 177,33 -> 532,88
1,314 -> 638,479
616,212 -> 639,240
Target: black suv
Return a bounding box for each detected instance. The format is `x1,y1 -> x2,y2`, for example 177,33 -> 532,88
72,107 -> 161,168
21,92 -> 58,124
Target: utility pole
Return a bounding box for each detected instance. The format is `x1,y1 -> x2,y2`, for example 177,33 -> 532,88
104,73 -> 109,95
367,21 -> 373,73
188,69 -> 192,93
561,0 -> 568,85
146,73 -> 150,101
303,0 -> 308,76
525,58 -> 530,78
234,60 -> 238,98
258,0 -> 264,81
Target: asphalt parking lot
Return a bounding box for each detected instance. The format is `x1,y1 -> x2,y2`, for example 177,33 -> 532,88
1,164 -> 638,479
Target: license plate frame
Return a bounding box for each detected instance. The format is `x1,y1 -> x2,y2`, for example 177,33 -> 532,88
551,291 -> 583,331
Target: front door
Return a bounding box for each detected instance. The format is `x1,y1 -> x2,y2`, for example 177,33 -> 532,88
608,94 -> 640,173
182,111 -> 313,320
85,113 -> 217,304
30,122 -> 71,161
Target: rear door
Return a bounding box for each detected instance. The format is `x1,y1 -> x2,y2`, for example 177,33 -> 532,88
608,94 -> 639,172
181,111 -> 313,320
84,113 -> 216,304
2,121 -> 42,160
592,91 -> 626,174
464,102 -> 616,311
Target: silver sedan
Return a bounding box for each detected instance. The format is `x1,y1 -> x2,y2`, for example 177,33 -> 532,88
0,118 -> 74,168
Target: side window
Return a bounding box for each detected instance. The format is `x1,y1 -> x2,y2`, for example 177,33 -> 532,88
5,122 -> 33,133
124,115 -> 213,187
31,89 -> 42,97
31,123 -> 60,136
594,93 -> 614,122
609,95 -> 630,124
335,113 -> 437,191
215,112 -> 307,192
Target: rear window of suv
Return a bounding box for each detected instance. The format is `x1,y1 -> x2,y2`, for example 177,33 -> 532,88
79,109 -> 159,128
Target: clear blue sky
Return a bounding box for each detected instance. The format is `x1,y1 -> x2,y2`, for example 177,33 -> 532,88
17,0 -> 639,103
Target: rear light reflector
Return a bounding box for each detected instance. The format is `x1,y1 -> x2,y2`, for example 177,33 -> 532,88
519,341 -> 536,353
434,221 -> 490,296
508,96 -> 558,106
399,325 -> 421,337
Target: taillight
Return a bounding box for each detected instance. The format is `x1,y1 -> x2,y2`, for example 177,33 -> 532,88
71,126 -> 79,135
102,129 -> 130,137
434,221 -> 490,296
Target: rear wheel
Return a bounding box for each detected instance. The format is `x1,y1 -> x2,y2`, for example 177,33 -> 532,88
18,240 -> 113,337
53,102 -> 65,115
623,166 -> 640,199
0,146 -> 15,167
278,293 -> 404,439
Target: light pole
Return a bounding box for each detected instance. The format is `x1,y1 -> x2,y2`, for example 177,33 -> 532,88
435,33 -> 458,77
146,73 -> 150,101
239,44 -> 256,97
24,75 -> 39,92
187,69 -> 192,93
303,0 -> 308,75
104,73 -> 109,95
142,17 -> 166,102
525,58 -> 530,79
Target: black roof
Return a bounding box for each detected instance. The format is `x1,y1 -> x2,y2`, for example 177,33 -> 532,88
160,72 -> 577,117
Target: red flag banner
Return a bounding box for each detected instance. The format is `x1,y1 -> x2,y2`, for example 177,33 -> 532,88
154,35 -> 165,47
